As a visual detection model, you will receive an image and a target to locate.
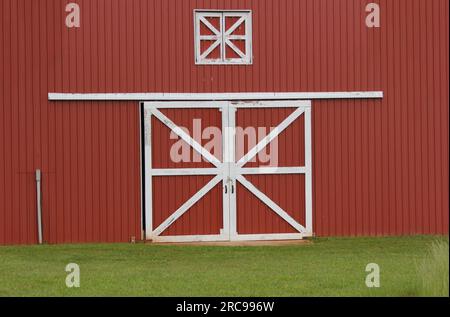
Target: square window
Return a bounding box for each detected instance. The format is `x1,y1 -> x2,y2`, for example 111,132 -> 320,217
194,10 -> 252,65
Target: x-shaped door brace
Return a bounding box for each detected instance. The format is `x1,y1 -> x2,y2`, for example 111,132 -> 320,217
146,103 -> 310,237
232,106 -> 307,234
148,107 -> 223,237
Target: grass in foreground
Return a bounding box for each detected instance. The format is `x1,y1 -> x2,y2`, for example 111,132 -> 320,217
416,239 -> 449,296
0,236 -> 447,297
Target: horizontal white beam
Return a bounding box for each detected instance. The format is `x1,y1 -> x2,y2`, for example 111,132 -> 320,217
233,100 -> 311,108
230,233 -> 303,241
151,234 -> 229,243
151,168 -> 219,176
48,91 -> 383,101
144,101 -> 225,108
239,167 -> 306,175
151,233 -> 306,242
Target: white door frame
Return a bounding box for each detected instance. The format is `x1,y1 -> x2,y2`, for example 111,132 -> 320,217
143,100 -> 312,242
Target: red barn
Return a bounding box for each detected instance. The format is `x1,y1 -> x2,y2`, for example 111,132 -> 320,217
0,0 -> 448,244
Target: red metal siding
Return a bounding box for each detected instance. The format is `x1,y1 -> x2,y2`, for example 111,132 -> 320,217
237,175 -> 306,235
153,176 -> 223,236
151,108 -> 223,236
152,109 -> 222,169
0,0 -> 448,244
235,107 -> 306,234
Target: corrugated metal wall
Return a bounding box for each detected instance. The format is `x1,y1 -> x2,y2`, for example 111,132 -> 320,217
151,108 -> 224,236
0,0 -> 448,244
235,108 -> 306,234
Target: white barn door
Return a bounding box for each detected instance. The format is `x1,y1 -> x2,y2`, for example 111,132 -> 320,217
143,100 -> 313,242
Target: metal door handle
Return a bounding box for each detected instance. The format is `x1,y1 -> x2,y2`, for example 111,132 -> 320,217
231,184 -> 234,194
224,185 -> 228,194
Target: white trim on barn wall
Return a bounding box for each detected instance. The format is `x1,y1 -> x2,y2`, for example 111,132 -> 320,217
48,91 -> 383,101
143,106 -> 153,237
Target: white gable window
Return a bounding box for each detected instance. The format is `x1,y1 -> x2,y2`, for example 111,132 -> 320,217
194,10 -> 252,65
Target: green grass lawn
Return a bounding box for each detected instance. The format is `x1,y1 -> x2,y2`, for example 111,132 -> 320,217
0,236 -> 447,297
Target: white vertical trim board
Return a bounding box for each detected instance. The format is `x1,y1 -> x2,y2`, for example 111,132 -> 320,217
304,106 -> 313,235
227,103 -> 238,236
221,106 -> 231,237
139,103 -> 145,240
143,107 -> 153,239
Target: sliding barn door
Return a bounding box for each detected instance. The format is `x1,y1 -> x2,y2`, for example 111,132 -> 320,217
143,100 -> 312,242
143,102 -> 229,242
229,101 -> 313,240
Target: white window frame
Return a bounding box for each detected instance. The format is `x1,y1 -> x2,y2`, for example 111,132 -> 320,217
194,10 -> 252,65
